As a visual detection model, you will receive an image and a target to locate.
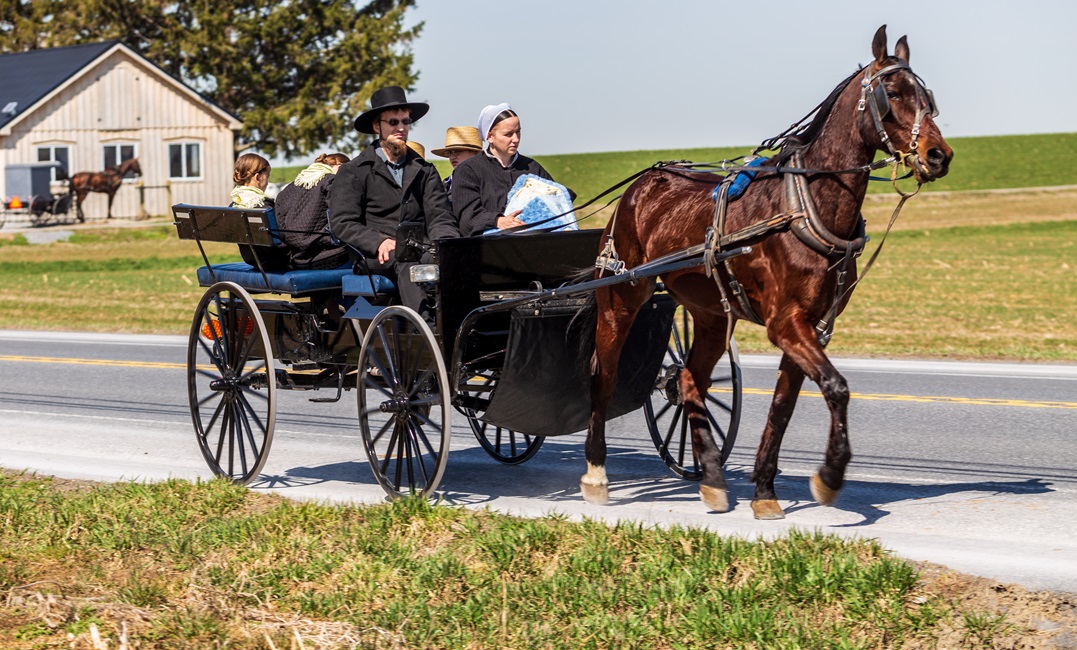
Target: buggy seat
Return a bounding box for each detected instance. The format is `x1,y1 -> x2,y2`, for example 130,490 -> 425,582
172,203 -> 396,300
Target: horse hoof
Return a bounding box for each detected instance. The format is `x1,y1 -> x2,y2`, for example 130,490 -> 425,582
580,481 -> 609,505
810,473 -> 840,506
751,499 -> 785,520
700,485 -> 729,513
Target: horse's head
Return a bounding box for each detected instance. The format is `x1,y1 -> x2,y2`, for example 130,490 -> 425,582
122,157 -> 142,177
860,25 -> 953,182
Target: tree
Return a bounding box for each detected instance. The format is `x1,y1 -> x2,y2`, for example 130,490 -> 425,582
0,0 -> 421,157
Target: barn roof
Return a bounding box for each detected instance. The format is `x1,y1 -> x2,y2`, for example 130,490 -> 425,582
0,41 -> 116,129
0,40 -> 241,133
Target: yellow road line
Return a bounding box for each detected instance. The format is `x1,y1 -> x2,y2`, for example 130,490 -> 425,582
2,354 -> 1075,410
0,354 -> 184,370
726,386 -> 1077,409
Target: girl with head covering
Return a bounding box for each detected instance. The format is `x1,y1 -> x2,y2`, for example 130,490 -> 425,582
273,152 -> 351,269
450,103 -> 575,236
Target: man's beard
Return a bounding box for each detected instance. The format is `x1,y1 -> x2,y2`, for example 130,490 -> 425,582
383,138 -> 407,158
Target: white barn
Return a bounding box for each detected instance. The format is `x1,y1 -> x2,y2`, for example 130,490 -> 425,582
0,41 -> 242,219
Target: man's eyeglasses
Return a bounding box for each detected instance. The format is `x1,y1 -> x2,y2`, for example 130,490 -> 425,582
381,118 -> 414,127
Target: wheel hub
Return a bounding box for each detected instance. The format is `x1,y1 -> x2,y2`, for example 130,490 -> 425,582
380,391 -> 411,414
659,364 -> 683,405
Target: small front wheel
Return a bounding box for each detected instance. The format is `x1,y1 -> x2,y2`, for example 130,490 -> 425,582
187,281 -> 276,485
357,306 -> 451,498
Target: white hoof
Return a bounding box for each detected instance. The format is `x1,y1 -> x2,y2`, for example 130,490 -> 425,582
580,481 -> 610,505
700,484 -> 729,512
810,473 -> 840,506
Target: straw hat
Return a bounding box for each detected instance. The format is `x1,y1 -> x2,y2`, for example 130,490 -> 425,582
353,85 -> 430,134
431,126 -> 483,158
406,140 -> 426,159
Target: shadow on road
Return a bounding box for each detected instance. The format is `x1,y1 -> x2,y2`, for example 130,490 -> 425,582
250,440 -> 1056,529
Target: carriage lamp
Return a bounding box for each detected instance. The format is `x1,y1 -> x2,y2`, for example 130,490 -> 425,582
7,196 -> 22,209
409,264 -> 439,284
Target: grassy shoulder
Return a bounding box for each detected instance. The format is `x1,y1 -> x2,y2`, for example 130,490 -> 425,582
3,470 -> 1073,649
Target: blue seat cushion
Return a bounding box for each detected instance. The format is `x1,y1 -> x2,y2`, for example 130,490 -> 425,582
197,262 -> 354,295
341,272 -> 397,297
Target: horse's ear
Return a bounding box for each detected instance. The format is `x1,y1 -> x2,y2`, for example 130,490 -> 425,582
895,35 -> 910,63
872,25 -> 888,65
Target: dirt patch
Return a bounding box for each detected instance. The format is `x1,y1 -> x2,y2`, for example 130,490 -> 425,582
909,562 -> 1077,649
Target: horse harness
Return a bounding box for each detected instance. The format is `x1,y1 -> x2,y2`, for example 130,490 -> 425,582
699,151 -> 868,346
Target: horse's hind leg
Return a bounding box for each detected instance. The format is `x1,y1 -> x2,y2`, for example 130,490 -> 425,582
75,191 -> 86,222
679,309 -> 732,512
583,281 -> 652,504
751,353 -> 806,519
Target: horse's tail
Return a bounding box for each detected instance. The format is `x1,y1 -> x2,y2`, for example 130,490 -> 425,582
568,286 -> 599,374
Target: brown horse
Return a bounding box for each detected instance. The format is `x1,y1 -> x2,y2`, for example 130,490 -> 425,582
583,26 -> 952,518
70,157 -> 142,221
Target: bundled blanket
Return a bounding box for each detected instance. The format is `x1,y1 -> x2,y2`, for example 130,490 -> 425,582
485,174 -> 577,235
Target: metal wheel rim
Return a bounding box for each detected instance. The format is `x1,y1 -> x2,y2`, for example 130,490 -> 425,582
357,306 -> 451,499
187,281 -> 276,485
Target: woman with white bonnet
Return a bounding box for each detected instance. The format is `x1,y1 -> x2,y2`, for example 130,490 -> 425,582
451,102 -> 574,236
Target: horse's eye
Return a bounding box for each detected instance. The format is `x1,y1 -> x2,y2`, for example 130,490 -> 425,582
886,91 -> 900,100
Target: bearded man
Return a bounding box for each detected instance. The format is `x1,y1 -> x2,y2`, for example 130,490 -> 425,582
329,86 -> 459,321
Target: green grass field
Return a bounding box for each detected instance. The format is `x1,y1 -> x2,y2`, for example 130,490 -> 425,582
3,132 -> 1075,361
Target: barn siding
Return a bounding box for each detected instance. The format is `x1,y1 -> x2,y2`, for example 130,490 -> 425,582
0,47 -> 239,219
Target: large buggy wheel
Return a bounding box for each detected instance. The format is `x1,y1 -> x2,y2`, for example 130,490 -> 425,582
187,281 -> 276,485
461,373 -> 544,464
644,309 -> 742,480
357,306 -> 451,498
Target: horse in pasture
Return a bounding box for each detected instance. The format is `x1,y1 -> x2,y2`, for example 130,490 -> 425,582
70,157 -> 142,221
583,25 -> 952,518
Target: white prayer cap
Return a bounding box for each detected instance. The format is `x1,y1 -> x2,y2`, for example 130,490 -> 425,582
477,102 -> 513,141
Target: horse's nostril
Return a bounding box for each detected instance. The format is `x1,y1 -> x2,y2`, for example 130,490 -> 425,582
927,147 -> 951,167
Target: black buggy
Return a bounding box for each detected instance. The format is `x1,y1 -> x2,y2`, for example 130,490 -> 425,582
173,204 -> 746,498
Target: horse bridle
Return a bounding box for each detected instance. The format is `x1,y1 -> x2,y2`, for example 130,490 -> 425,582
858,62 -> 939,166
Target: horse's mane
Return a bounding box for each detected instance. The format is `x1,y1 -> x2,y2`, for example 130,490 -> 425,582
758,66 -> 864,167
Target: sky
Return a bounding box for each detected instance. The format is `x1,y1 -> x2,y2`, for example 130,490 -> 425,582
402,0 -> 1077,157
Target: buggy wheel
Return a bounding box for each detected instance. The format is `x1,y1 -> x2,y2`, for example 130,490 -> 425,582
643,310 -> 742,480
357,306 -> 451,499
187,281 -> 276,485
462,373 -> 544,464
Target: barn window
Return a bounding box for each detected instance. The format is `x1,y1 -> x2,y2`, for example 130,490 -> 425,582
103,144 -> 138,179
36,145 -> 70,182
168,143 -> 202,180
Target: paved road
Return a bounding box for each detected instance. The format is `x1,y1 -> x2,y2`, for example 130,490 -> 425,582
1,330 -> 1075,594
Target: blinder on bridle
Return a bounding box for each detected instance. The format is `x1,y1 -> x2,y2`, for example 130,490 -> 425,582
868,68 -> 939,120
858,62 -> 938,159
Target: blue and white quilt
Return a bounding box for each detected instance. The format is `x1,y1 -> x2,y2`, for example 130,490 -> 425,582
484,174 -> 577,235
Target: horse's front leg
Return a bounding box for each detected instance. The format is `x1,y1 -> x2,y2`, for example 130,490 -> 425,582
751,353 -> 806,519
768,319 -> 853,511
